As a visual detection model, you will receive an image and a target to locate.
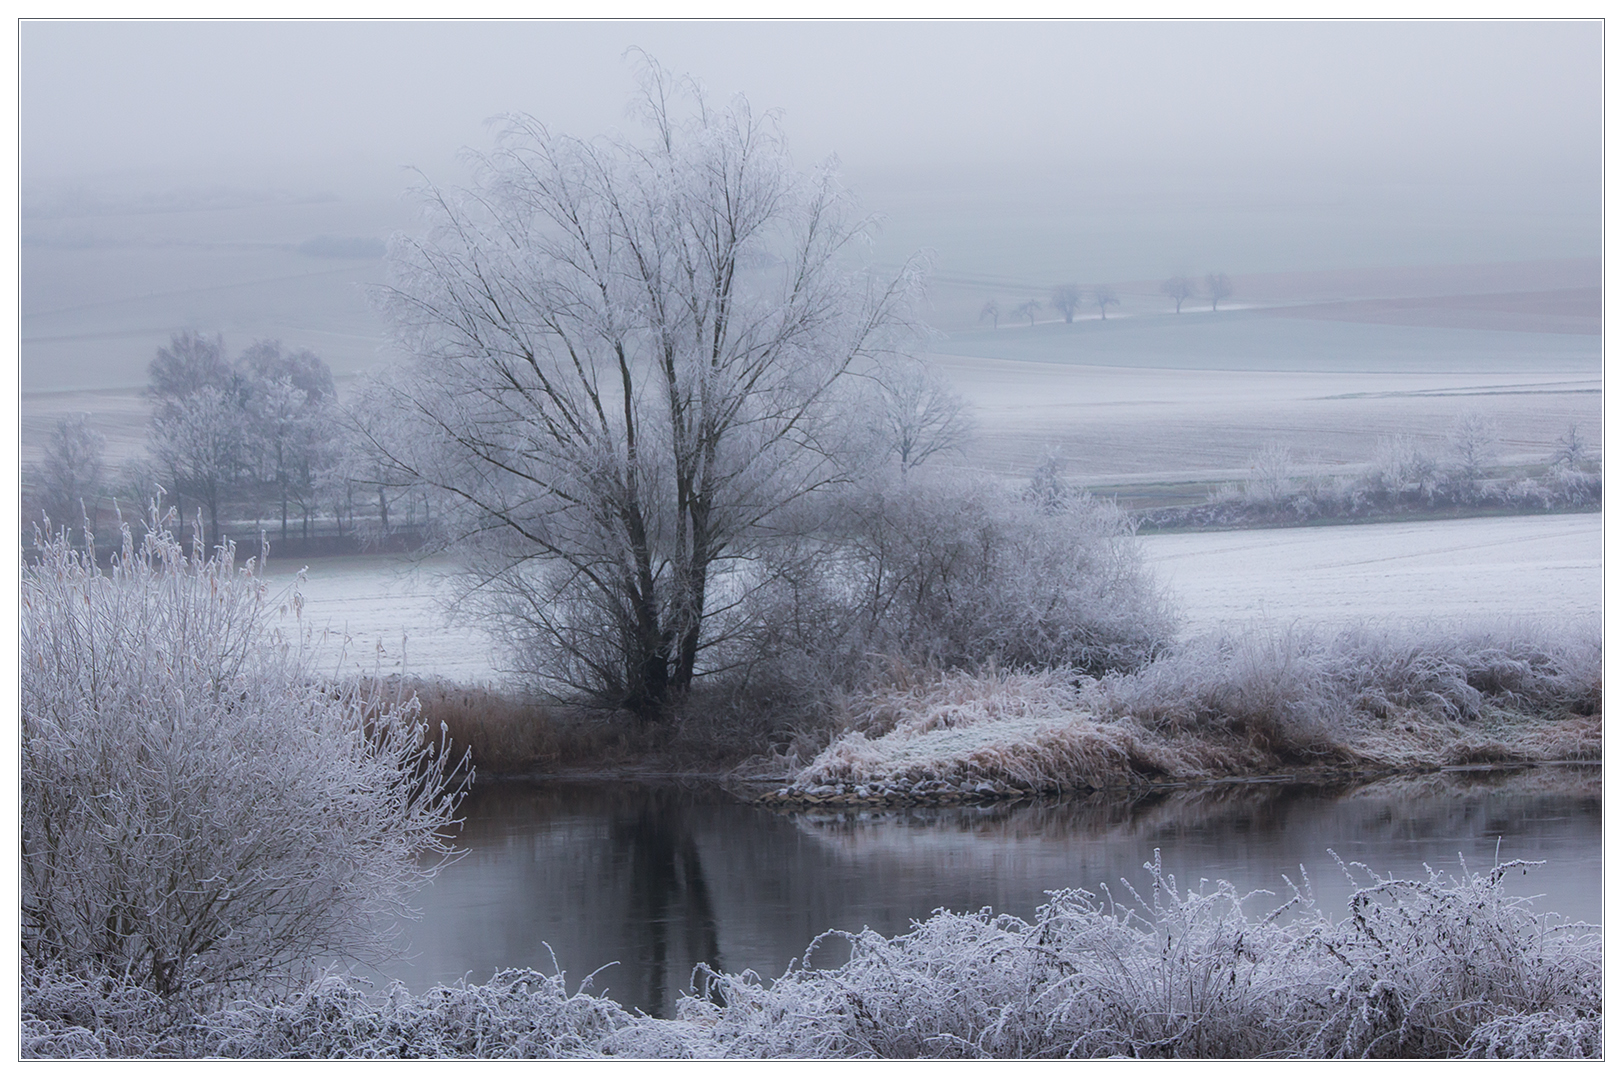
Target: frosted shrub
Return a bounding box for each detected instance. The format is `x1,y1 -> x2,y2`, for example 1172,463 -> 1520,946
20,510 -> 466,1001
816,471 -> 1173,676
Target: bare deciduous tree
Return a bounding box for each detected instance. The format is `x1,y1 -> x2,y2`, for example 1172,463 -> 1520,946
1091,284 -> 1120,321
1205,271 -> 1233,312
25,414 -> 107,545
241,341 -> 340,543
1015,298 -> 1042,326
364,61 -> 922,717
1553,422 -> 1590,469
1050,283 -> 1082,324
147,385 -> 247,551
978,300 -> 1000,329
870,361 -> 972,472
1160,275 -> 1195,314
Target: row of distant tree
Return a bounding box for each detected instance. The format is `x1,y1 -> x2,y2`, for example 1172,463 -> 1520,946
980,272 -> 1234,328
22,332 -> 428,554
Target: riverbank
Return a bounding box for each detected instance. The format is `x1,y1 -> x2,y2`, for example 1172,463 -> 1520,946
392,619 -> 1600,806
24,845 -> 1600,1058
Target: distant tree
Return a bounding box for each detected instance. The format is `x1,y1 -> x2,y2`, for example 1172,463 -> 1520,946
1553,422 -> 1590,469
1027,445 -> 1074,511
1160,275 -> 1195,314
1448,411 -> 1497,482
1205,271 -> 1233,312
147,386 -> 247,551
872,361 -> 973,472
25,414 -> 107,545
979,300 -> 1000,329
1244,440 -> 1297,505
241,341 -> 339,543
1015,299 -> 1043,326
147,330 -> 234,404
1050,283 -> 1082,324
1091,284 -> 1120,321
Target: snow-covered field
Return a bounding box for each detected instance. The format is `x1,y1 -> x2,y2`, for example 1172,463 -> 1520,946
266,513 -> 1601,685
931,350 -> 1601,484
261,554 -> 506,686
1142,513 -> 1602,633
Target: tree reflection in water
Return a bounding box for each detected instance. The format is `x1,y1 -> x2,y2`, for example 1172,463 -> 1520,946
609,790 -> 722,1014
379,768 -> 1599,1020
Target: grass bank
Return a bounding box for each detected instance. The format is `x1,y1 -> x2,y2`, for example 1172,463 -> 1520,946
22,854 -> 1599,1058
762,622 -> 1599,807
372,620 -> 1599,804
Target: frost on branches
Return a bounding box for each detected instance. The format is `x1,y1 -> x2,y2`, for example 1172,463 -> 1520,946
20,507 -> 467,1000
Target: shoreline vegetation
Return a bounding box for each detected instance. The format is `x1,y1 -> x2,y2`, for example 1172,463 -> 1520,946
393,620 -> 1600,805
24,851 -> 1601,1059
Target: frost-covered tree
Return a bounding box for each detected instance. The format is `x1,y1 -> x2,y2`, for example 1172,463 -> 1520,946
24,413 -> 107,545
870,361 -> 972,472
364,60 -> 922,717
1448,411 -> 1498,482
1050,282 -> 1082,324
20,508 -> 465,1000
978,299 -> 1000,329
147,385 -> 248,550
1027,445 -> 1075,511
1552,422 -> 1590,469
241,340 -> 340,543
1014,298 -> 1043,326
1205,271 -> 1233,312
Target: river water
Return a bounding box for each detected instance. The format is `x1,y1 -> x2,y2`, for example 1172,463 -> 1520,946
372,766 -> 1601,1018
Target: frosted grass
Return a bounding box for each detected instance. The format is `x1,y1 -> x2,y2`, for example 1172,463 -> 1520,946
23,855 -> 1599,1058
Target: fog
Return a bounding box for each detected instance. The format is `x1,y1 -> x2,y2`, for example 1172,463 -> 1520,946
18,20 -> 1601,392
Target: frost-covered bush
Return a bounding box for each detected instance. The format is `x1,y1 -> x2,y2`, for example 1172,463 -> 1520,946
754,471 -> 1174,683
1100,621 -> 1601,769
20,510 -> 467,1001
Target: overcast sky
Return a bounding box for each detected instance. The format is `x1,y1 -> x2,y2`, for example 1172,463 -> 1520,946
21,20 -> 1601,201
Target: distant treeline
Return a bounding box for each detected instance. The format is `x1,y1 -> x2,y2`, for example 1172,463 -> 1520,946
20,331 -> 439,559
1136,419 -> 1601,531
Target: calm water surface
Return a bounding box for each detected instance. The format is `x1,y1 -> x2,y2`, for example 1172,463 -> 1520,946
374,767 -> 1600,1018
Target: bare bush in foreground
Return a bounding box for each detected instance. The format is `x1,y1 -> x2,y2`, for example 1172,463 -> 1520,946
20,509 -> 466,1001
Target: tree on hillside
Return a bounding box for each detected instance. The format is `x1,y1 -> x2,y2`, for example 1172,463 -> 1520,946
25,414 -> 107,545
147,386 -> 247,551
1448,411 -> 1497,482
241,341 -> 340,543
145,334 -> 342,548
363,60 -> 923,718
1553,422 -> 1590,469
1091,284 -> 1120,320
871,361 -> 972,473
148,330 -> 234,403
1160,275 -> 1195,313
1205,271 -> 1233,312
1015,299 -> 1043,326
1050,283 -> 1082,324
979,300 -> 1000,329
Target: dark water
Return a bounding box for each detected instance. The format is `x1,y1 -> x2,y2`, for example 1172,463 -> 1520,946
374,767 -> 1601,1018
